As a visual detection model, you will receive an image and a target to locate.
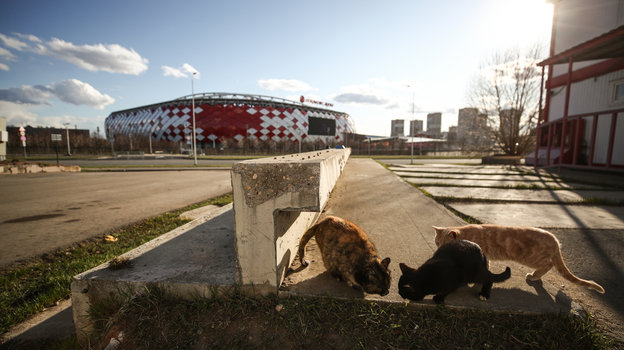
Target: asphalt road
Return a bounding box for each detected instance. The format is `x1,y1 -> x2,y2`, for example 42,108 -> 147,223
0,170 -> 232,267
51,156 -> 480,168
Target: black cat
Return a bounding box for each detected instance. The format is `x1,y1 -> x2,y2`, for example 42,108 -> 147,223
398,239 -> 511,304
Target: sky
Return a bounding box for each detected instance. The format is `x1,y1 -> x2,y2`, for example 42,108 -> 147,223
0,0 -> 553,137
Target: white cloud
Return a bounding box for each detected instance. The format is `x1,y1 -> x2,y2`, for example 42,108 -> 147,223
334,92 -> 388,105
35,114 -> 91,129
47,79 -> 115,109
0,85 -> 53,105
39,37 -> 148,75
162,63 -> 199,78
0,62 -> 8,71
258,79 -> 314,92
182,63 -> 199,78
330,84 -> 391,105
0,46 -> 15,61
14,33 -> 42,43
0,101 -> 102,132
162,65 -> 187,78
0,101 -> 39,126
0,33 -> 149,75
0,33 -> 29,51
0,79 -> 114,109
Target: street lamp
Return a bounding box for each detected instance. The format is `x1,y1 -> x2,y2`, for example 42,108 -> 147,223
407,85 -> 415,164
191,72 -> 198,166
63,122 -> 71,156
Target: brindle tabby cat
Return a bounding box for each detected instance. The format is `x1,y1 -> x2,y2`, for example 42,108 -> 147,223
433,225 -> 605,293
298,216 -> 391,296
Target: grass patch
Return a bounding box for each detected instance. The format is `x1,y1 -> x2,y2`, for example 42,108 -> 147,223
80,164 -> 231,170
416,187 -> 482,224
360,155 -> 481,160
402,180 -> 567,191
82,286 -> 613,350
0,193 -> 232,335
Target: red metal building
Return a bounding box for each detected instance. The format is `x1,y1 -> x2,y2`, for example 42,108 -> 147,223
531,0 -> 624,171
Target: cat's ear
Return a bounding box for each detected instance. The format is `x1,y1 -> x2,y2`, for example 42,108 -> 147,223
432,226 -> 442,232
399,263 -> 411,273
448,230 -> 460,239
380,257 -> 391,269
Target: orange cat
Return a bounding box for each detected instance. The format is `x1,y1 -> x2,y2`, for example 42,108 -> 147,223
433,225 -> 605,294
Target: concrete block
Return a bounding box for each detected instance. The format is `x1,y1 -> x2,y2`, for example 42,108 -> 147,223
231,148 -> 350,294
61,165 -> 81,172
26,164 -> 42,173
71,204 -> 235,343
42,166 -> 61,173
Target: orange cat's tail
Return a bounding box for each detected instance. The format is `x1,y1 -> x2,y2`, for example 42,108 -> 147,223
553,250 -> 605,294
298,222 -> 320,267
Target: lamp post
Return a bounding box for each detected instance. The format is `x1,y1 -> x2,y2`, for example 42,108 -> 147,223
63,122 -> 71,156
407,85 -> 415,164
191,72 -> 198,165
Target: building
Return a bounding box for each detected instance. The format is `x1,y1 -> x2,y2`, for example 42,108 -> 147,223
390,119 -> 405,137
457,107 -> 489,150
426,113 -> 442,137
105,92 -> 355,149
531,0 -> 624,170
408,119 -> 424,136
447,126 -> 458,143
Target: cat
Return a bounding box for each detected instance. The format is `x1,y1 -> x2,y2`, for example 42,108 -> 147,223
398,239 -> 511,304
433,224 -> 605,294
298,215 -> 391,296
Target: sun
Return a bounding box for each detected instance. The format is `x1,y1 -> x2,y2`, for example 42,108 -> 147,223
488,0 -> 554,49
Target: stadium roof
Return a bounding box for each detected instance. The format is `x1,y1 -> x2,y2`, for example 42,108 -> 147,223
110,92 -> 347,116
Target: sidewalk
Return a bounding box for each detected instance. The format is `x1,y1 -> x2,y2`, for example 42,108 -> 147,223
384,161 -> 624,342
282,158 -> 582,314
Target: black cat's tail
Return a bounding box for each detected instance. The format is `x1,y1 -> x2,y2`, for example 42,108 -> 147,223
298,222 -> 320,267
489,267 -> 511,283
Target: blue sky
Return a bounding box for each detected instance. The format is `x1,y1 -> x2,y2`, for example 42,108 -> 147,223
0,0 -> 553,137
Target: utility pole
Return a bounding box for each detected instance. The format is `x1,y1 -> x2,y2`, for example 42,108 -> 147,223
63,123 -> 71,156
191,72 -> 198,165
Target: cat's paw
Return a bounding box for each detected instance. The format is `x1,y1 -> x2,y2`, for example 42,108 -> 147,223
478,294 -> 489,301
525,273 -> 541,281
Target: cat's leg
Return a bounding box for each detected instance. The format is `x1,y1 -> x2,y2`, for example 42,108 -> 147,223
479,281 -> 493,300
526,264 -> 552,281
433,294 -> 446,304
330,270 -> 343,280
344,275 -> 363,291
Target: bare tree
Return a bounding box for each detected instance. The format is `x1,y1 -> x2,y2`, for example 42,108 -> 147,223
468,45 -> 543,156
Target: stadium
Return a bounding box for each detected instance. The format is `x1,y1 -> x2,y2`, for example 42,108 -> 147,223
104,92 -> 355,152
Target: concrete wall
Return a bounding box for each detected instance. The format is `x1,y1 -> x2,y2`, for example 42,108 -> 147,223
231,148 -> 350,294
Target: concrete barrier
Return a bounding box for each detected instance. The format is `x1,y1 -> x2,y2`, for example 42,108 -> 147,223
70,148 -> 350,342
231,148 -> 350,294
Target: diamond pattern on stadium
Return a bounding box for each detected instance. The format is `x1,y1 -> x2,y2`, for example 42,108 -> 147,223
104,92 -> 355,146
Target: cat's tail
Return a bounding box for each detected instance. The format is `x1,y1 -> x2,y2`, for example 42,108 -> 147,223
489,267 -> 511,283
297,222 -> 319,267
552,250 -> 605,293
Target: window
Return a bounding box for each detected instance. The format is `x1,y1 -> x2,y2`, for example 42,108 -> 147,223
612,79 -> 624,104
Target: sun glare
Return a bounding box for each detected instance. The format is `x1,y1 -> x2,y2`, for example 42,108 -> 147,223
487,0 -> 554,49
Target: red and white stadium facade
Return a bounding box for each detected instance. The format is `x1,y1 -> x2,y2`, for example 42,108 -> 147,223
105,92 -> 355,146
